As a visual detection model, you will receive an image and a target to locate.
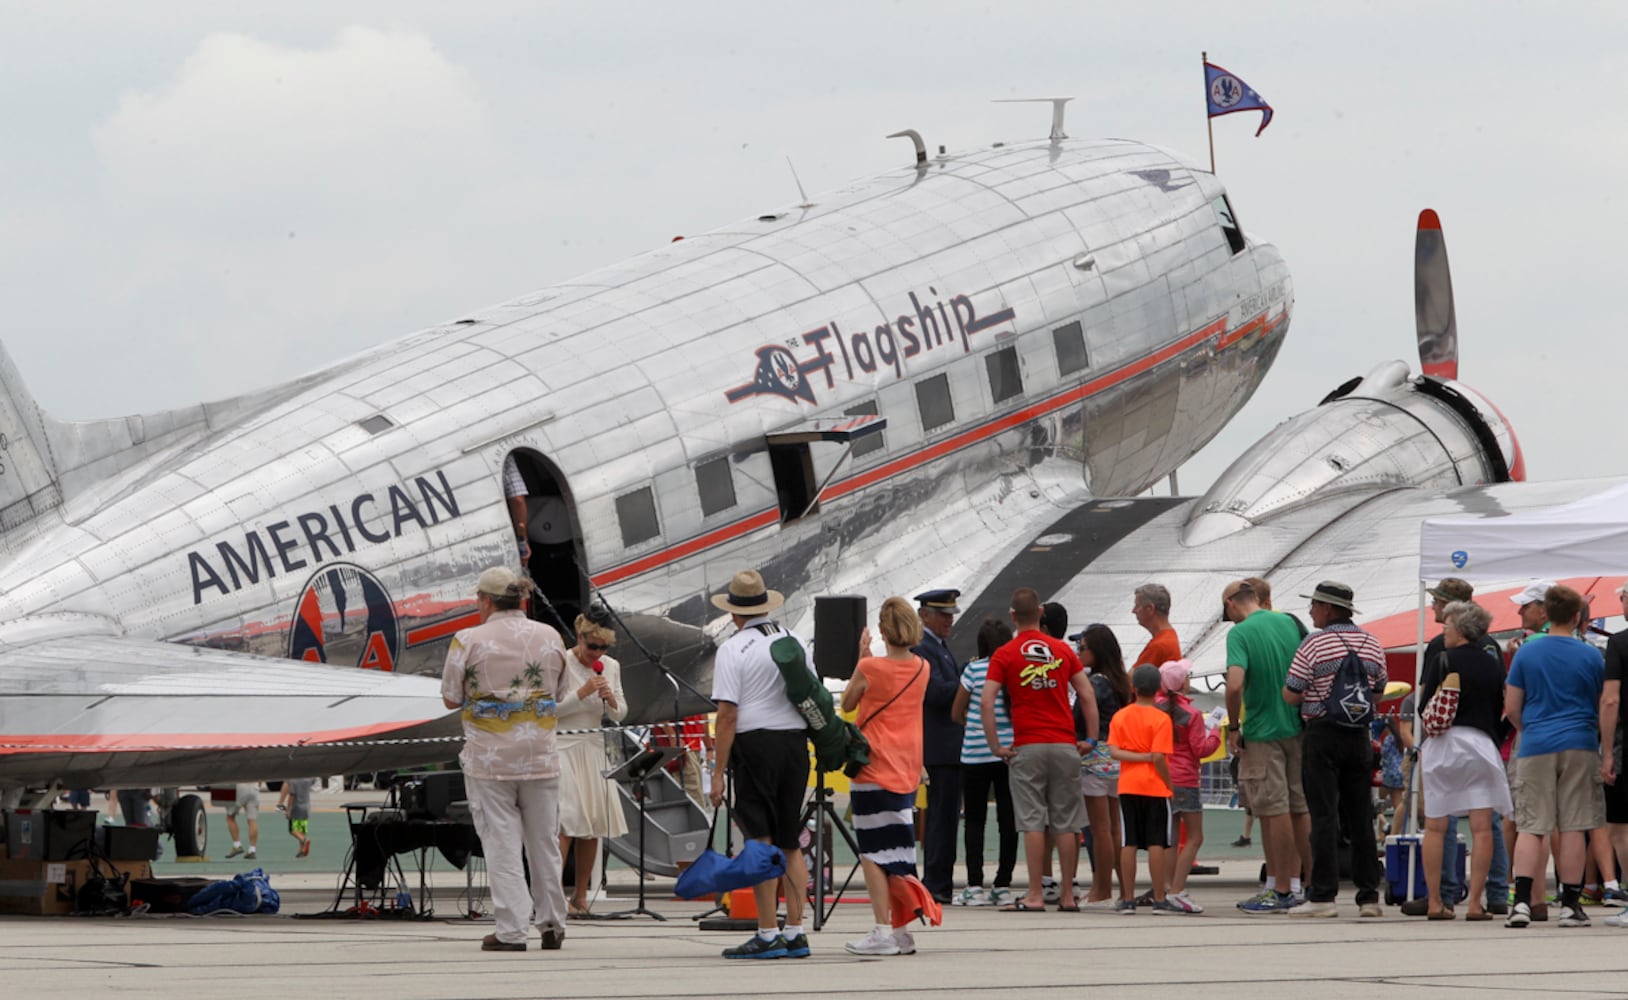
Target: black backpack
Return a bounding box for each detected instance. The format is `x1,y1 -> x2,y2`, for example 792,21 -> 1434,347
1320,638 -> 1374,730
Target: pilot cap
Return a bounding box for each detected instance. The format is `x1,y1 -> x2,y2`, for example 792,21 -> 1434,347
1511,580 -> 1557,607
476,566 -> 522,597
914,589 -> 961,614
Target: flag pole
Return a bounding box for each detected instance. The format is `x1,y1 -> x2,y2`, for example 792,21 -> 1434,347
1203,50 -> 1216,173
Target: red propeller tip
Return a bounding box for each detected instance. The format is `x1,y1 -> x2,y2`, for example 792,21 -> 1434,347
1417,209 -> 1441,231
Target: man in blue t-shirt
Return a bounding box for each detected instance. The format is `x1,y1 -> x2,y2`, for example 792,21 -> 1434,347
1504,583 -> 1606,929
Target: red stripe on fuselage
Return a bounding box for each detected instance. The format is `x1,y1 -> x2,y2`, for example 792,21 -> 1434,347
589,309 -> 1284,589
406,612 -> 483,647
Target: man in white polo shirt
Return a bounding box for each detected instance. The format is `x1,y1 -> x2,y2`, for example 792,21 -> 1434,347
708,569 -> 817,960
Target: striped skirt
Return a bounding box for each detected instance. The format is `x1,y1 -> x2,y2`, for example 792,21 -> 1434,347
850,784 -> 918,877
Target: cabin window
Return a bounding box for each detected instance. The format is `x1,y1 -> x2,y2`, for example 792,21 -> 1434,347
985,346 -> 1023,404
915,374 -> 954,432
358,414 -> 394,435
695,456 -> 736,516
1053,320 -> 1089,375
844,401 -> 884,458
1213,195 -> 1246,254
615,487 -> 660,547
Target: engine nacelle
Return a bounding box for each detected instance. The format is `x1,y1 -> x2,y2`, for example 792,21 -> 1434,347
1182,360 -> 1521,545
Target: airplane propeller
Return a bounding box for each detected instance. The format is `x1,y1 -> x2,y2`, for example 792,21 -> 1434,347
1414,208 -> 1458,380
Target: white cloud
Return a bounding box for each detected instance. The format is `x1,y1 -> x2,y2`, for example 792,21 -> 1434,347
92,26 -> 498,228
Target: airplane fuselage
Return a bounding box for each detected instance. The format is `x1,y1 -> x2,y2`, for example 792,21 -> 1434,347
0,136 -> 1292,769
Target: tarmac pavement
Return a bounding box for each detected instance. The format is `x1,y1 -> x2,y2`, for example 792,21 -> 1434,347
6,856 -> 1628,999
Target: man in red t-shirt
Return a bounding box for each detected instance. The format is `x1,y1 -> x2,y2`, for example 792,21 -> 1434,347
982,587 -> 1099,911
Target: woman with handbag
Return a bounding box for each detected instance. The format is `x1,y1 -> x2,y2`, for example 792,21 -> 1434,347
1419,600 -> 1514,920
840,596 -> 930,956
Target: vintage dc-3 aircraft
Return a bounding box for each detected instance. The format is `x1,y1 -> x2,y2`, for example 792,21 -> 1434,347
0,107 -> 1304,846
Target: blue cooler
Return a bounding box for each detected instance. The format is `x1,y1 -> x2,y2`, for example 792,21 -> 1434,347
1385,833 -> 1468,904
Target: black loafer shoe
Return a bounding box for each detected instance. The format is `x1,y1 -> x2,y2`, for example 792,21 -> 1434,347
540,927 -> 565,950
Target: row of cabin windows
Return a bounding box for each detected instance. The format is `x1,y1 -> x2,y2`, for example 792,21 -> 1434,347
612,318 -> 1091,548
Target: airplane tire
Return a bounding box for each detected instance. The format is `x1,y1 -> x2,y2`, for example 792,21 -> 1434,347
170,794 -> 207,857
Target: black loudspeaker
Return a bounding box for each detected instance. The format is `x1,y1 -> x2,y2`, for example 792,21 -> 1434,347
813,594 -> 866,680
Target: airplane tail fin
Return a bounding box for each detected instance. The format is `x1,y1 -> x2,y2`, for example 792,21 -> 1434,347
0,341 -> 63,533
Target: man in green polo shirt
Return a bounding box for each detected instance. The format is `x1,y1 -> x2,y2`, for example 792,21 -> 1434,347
1223,580 -> 1309,913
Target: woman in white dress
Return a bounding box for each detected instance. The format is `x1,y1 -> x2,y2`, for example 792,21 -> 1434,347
1420,600 -> 1514,921
556,613 -> 628,917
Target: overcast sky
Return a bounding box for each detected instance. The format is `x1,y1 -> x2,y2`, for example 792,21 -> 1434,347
3,2 -> 1622,493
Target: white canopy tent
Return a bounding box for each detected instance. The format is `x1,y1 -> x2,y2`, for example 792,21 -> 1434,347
1420,481 -> 1628,583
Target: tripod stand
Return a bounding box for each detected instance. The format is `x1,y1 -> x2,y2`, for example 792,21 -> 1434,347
801,766 -> 862,930
601,745 -> 684,921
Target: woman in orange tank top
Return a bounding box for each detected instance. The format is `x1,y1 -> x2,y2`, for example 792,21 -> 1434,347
839,596 -> 931,956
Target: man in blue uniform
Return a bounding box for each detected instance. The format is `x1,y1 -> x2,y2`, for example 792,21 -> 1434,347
914,588 -> 964,904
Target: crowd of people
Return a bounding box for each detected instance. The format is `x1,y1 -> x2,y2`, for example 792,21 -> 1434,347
433,558 -> 1626,956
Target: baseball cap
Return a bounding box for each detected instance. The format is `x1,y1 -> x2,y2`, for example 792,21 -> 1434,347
1159,659 -> 1192,692
1510,581 -> 1556,607
476,566 -> 521,597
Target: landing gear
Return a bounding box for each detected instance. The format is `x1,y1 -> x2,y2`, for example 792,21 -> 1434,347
169,794 -> 208,857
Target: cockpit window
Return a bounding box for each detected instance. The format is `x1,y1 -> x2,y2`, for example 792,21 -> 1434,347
1213,195 -> 1246,255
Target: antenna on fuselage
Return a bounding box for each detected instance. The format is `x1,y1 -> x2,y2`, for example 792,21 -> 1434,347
785,156 -> 814,209
886,129 -> 928,166
993,97 -> 1073,141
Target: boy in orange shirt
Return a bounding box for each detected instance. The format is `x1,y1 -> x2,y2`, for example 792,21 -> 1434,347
1108,664 -> 1176,914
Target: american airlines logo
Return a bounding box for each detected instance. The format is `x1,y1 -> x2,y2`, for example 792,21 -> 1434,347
185,470 -> 462,605
725,287 -> 1016,405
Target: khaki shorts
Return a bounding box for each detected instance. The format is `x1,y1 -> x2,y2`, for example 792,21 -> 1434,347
1513,749 -> 1606,835
1237,735 -> 1307,817
1010,743 -> 1088,834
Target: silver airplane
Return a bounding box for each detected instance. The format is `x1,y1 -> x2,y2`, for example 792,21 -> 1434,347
0,118 -> 1292,844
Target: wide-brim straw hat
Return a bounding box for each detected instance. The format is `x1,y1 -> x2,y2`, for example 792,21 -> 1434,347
711,569 -> 785,615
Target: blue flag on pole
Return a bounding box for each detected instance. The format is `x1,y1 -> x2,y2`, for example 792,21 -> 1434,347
1204,60 -> 1273,136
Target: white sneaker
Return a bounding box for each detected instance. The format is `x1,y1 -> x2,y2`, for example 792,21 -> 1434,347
1041,877 -> 1061,904
953,886 -> 990,907
988,887 -> 1014,907
844,927 -> 901,956
1288,900 -> 1338,918
1167,891 -> 1205,914
1603,905 -> 1628,927
892,930 -> 916,955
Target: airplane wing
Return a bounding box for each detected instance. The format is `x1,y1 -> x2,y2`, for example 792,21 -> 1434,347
0,618 -> 459,789
955,476 -> 1628,680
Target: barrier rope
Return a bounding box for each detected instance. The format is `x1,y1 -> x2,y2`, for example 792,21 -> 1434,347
0,723 -> 679,754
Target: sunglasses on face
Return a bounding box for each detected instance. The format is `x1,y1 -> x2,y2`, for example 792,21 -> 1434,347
586,643 -> 610,651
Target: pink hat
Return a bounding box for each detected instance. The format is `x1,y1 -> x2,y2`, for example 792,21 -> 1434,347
1159,659 -> 1192,691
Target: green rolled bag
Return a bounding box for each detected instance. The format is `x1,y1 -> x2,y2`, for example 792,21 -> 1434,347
771,636 -> 870,775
